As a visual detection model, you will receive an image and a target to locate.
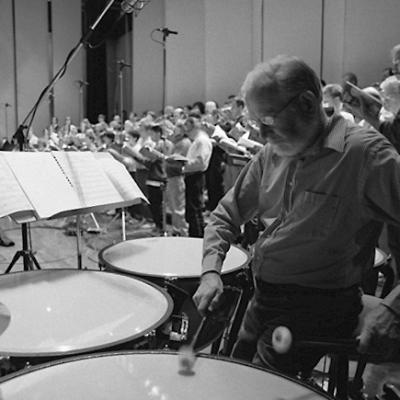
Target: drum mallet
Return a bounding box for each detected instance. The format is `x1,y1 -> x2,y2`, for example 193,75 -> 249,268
178,316 -> 207,375
272,326 -> 293,354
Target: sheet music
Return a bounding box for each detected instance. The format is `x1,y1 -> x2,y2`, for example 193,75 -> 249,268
52,152 -> 124,208
0,155 -> 34,219
3,152 -> 80,219
95,153 -> 147,203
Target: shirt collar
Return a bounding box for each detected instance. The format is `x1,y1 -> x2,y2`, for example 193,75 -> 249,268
322,115 -> 347,153
298,115 -> 347,158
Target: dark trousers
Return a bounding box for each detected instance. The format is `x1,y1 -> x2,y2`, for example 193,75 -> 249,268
127,171 -> 147,220
133,169 -> 152,220
185,173 -> 205,238
232,280 -> 362,377
147,185 -> 163,229
205,148 -> 225,211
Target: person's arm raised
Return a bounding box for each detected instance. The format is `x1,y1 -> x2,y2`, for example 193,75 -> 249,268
344,81 -> 382,130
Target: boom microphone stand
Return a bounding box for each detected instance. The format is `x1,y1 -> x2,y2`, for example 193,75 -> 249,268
160,28 -> 178,113
76,80 -> 89,123
4,103 -> 11,143
117,59 -> 131,241
5,0 -> 120,273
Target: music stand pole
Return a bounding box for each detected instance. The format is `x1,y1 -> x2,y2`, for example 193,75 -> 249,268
76,215 -> 82,269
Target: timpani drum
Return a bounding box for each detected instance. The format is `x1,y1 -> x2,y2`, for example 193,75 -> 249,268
0,270 -> 172,372
0,351 -> 333,400
98,237 -> 250,351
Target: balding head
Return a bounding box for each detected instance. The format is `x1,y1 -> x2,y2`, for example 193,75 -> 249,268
241,55 -> 322,105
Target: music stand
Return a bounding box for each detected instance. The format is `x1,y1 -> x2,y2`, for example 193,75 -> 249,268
5,129 -> 41,273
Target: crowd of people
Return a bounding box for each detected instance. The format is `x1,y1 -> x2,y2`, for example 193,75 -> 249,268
1,94 -> 265,239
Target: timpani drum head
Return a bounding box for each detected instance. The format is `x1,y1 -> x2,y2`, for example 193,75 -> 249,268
0,352 -> 332,400
0,270 -> 172,357
99,237 -> 249,279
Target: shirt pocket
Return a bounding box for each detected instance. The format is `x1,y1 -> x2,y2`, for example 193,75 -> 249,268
286,191 -> 340,238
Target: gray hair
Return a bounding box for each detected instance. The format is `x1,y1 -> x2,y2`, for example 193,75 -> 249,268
391,44 -> 400,60
380,76 -> 400,97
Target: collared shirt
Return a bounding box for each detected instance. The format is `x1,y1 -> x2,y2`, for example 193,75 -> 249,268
202,116 -> 400,289
184,130 -> 213,174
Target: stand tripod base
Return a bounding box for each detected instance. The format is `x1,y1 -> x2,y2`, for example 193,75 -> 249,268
5,222 -> 42,273
5,249 -> 41,273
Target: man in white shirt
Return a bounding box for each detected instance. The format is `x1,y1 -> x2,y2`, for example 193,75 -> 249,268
182,113 -> 213,237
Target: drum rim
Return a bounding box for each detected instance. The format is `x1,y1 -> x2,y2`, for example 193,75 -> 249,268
0,350 -> 334,399
0,269 -> 174,358
98,237 -> 250,279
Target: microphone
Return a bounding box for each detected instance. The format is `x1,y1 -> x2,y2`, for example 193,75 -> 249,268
121,0 -> 146,14
157,27 -> 178,36
76,80 -> 89,86
117,60 -> 132,68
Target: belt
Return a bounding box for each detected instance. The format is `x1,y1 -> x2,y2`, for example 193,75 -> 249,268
184,171 -> 204,178
255,278 -> 360,296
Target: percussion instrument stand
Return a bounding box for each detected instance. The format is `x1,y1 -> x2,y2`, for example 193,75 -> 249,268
5,222 -> 41,273
219,268 -> 254,356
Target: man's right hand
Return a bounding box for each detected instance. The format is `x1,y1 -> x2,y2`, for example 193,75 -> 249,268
193,272 -> 224,316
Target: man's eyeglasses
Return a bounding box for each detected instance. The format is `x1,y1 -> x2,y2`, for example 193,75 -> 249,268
247,92 -> 302,129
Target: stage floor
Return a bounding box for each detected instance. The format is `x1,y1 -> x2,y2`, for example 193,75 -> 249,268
0,213 -> 158,273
